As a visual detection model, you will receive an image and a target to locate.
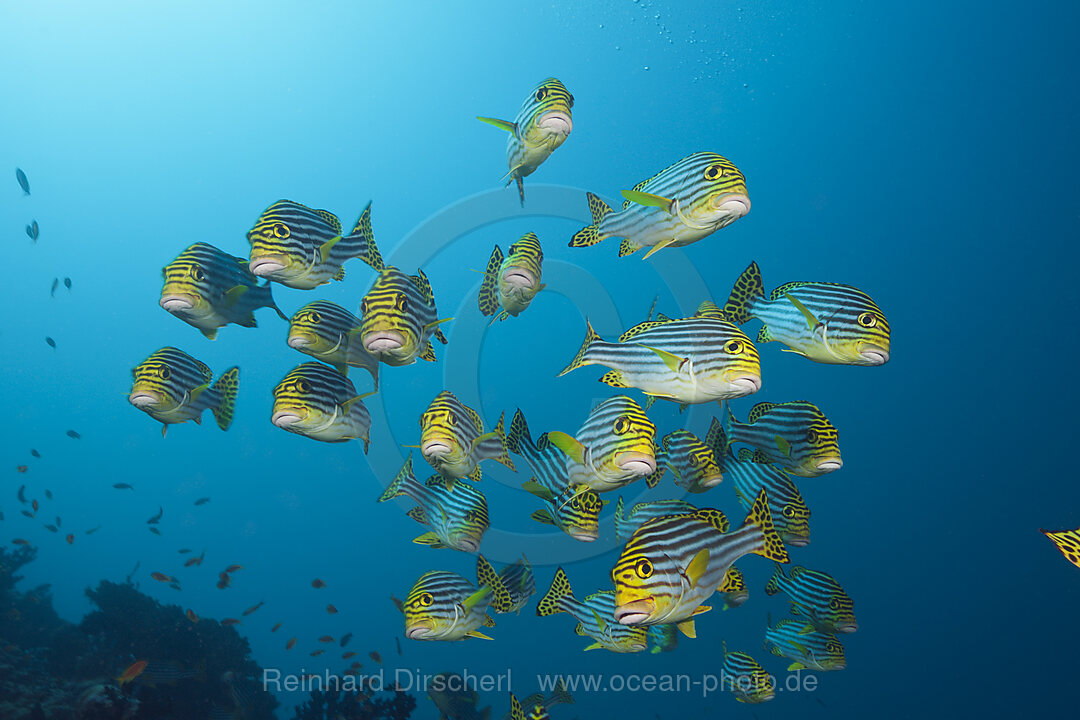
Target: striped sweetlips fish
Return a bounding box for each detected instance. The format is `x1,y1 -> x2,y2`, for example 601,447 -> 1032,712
724,401 -> 841,478
724,261 -> 890,366
286,300 -> 379,387
612,489 -> 788,638
490,556 -> 536,614
505,409 -> 605,542
478,78 -> 574,206
502,685 -> 573,720
402,554 -> 512,641
765,563 -> 857,633
569,152 -> 750,259
359,265 -> 451,366
160,242 -> 287,340
377,456 -> 489,552
656,427 -> 725,493
647,623 -> 679,653
716,565 -> 750,610
418,391 -> 514,483
129,347 -> 239,437
614,497 -> 698,542
536,568 -> 651,653
1042,526 -> 1080,570
270,362 -> 374,450
765,616 -> 847,671
508,693 -> 561,720
546,395 -> 660,493
478,233 -> 545,322
720,642 -> 775,704
559,302 -> 761,409
246,199 -> 383,289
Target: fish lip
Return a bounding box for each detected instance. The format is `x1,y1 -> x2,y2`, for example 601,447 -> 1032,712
697,474 -> 724,489
271,410 -> 304,427
711,193 -> 751,218
129,392 -> 159,408
363,331 -> 404,353
570,531 -> 598,542
538,111 -> 572,135
837,622 -> 858,633
816,458 -> 843,472
249,256 -> 287,276
421,440 -> 453,459
502,269 -> 535,289
457,539 -> 480,553
287,334 -> 314,349
728,374 -> 762,395
614,452 -> 656,477
614,598 -> 655,625
160,295 -> 195,312
786,535 -> 811,547
405,624 -> 432,640
859,346 -> 890,365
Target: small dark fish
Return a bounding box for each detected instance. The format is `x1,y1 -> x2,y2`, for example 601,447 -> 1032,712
186,609 -> 199,623
18,485 -> 27,504
178,548 -> 192,554
318,635 -> 334,643
395,636 -> 402,656
44,489 -> 52,500
43,524 -> 58,533
16,465 -> 27,473
340,632 -> 353,647
21,510 -> 34,519
369,651 -> 382,665
31,499 -> 38,512
16,168 -> 29,195
147,506 -> 163,524
55,516 -> 61,527
66,430 -> 80,439
85,525 -> 101,535
50,279 -> 58,298
242,601 -> 264,616
194,497 -> 211,506
309,649 -> 325,657
286,637 -> 297,650
64,277 -> 72,290
12,539 -> 31,546
342,651 -> 358,659
312,578 -> 326,589
26,221 -> 39,241
271,622 -> 283,633
112,483 -> 134,490
45,337 -> 56,349
148,527 -> 161,536
30,449 -> 40,459
66,534 -> 74,545
224,564 -> 243,573
217,572 -> 231,589
326,604 -> 338,614
221,618 -> 241,626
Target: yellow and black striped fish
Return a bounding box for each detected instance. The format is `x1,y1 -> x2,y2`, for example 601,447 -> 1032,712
765,563 -> 857,633
647,623 -> 679,653
129,347 -> 239,437
501,684 -> 573,720
508,693 -> 557,720
359,266 -> 451,366
491,555 -> 535,614
559,305 -> 761,408
765,616 -> 847,671
160,242 -> 287,340
402,554 -> 512,641
478,78 -> 574,206
287,300 -> 379,387
612,490 -> 788,637
717,566 -> 750,610
725,401 -> 841,478
378,456 -> 489,553
614,497 -> 700,543
720,641 -> 775,704
270,362 -> 374,450
478,233 -> 545,323
659,428 -> 725,492
418,391 -> 514,483
1042,526 -> 1080,569
569,152 -> 750,259
247,199 -> 383,289
537,568 -> 650,653
725,261 -> 890,365
506,409 -> 605,542
547,396 -> 659,493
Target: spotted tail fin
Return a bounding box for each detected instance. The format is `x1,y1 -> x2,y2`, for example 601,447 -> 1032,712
211,367 -> 239,431
764,562 -> 786,596
506,409 -> 532,455
568,192 -> 612,247
377,457 -> 416,503
557,319 -> 600,376
478,245 -> 504,317
536,567 -> 573,617
614,496 -> 630,542
477,554 -> 513,613
724,261 -> 765,325
742,489 -> 789,563
347,202 -> 385,272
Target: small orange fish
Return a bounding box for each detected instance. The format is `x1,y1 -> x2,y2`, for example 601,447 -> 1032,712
186,609 -> 199,623
12,539 -> 30,546
318,635 -> 334,643
242,601 -> 264,617
224,564 -> 243,573
309,649 -> 325,656
326,604 -> 338,614
16,465 -> 28,473
350,660 -> 363,670
151,572 -> 174,583
65,534 -> 74,545
369,651 -> 382,665
117,660 -> 148,687
221,618 -> 241,626
312,578 -> 326,589
286,637 -> 297,650
342,651 -> 358,659
271,622 -> 283,633
32,499 -> 39,512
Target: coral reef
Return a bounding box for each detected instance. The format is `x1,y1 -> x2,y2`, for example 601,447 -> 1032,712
292,688 -> 416,720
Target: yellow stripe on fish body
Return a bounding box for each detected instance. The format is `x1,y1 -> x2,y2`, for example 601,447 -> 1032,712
419,391 -> 514,482
559,314 -> 761,406
359,266 -> 450,366
478,78 -> 574,206
725,401 -> 841,478
722,440 -> 811,547
721,642 -> 775,703
724,261 -> 891,366
129,347 -> 239,433
287,300 -> 379,388
536,568 -> 650,653
611,490 -> 788,633
160,242 -> 286,340
765,618 -> 847,671
506,409 -> 604,542
478,233 -> 545,322
403,567 -> 496,642
569,152 -> 750,258
270,362 -> 373,450
246,199 -> 383,290
765,563 -> 857,634
547,396 -> 658,492
378,456 -> 489,553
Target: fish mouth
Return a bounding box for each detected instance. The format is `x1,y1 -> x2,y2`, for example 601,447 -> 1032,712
457,538 -> 480,553
697,473 -> 724,489
129,391 -> 160,408
160,294 -> 195,312
364,331 -> 404,353
271,410 -> 305,428
249,255 -> 288,277
837,622 -> 858,633
614,452 -> 656,477
502,268 -> 536,290
538,111 -> 572,136
421,440 -> 454,459
614,598 -> 655,625
859,344 -> 890,365
405,623 -> 433,640
711,193 -> 751,219
816,457 -> 843,473
287,333 -> 315,349
786,535 -> 811,548
728,374 -> 762,395
570,530 -> 598,542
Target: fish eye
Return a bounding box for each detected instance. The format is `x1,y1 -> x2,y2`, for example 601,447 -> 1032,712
829,598 -> 840,610
806,428 -> 818,444
160,367 -> 171,380
273,223 -> 290,239
724,339 -> 743,354
309,311 -> 322,324
635,558 -> 654,579
420,592 -> 434,606
783,505 -> 796,518
827,642 -> 843,653
704,163 -> 726,181
857,312 -> 877,328
192,266 -> 206,281
568,93 -> 575,108
613,416 -> 631,435
396,294 -> 408,312
535,87 -> 548,101
360,298 -> 370,315
297,379 -> 311,393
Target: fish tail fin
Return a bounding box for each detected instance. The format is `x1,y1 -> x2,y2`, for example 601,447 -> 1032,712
377,457 -> 415,503
764,562 -> 785,596
477,554 -> 513,613
536,567 -> 573,617
704,416 -> 728,469
613,496 -> 629,542
210,367 -> 239,431
557,318 -> 600,376
547,679 -> 574,707
723,261 -> 765,325
723,404 -> 740,453
568,192 -> 612,247
347,202 -> 385,272
742,489 -> 789,563
506,409 -> 531,455
478,245 -> 504,317
489,412 -> 516,470
261,281 -> 289,321
516,176 -> 525,207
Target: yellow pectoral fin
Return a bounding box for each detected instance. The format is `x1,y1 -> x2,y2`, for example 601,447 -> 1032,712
621,190 -> 674,212
676,619 -> 697,638
465,630 -> 494,640
188,383 -> 210,404
319,237 -> 342,264
684,549 -> 710,589
546,431 -> 587,464
783,292 -> 820,331
583,642 -> 602,651
641,344 -> 689,374
641,237 -> 680,260
788,662 -> 807,671
461,585 -> 492,613
477,116 -> 516,133
775,434 -> 792,457
223,285 -> 248,308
